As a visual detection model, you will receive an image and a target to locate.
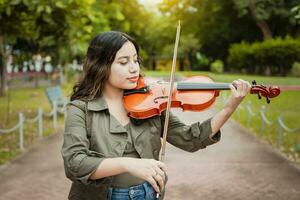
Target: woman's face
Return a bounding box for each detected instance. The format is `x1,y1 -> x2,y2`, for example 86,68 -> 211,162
107,41 -> 140,90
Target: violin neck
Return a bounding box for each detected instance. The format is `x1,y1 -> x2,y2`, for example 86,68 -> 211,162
177,82 -> 231,91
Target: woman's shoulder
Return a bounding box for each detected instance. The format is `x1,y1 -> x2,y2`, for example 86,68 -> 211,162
67,99 -> 86,111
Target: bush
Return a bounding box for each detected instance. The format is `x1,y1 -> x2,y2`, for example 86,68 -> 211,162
227,37 -> 300,76
227,41 -> 254,72
291,62 -> 300,77
196,52 -> 210,67
210,59 -> 224,74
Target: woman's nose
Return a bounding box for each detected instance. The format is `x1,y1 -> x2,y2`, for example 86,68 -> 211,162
129,61 -> 139,73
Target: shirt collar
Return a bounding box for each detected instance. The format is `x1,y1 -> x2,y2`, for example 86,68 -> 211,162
87,95 -> 108,111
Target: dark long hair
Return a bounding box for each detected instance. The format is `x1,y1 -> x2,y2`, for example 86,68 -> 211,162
71,31 -> 141,101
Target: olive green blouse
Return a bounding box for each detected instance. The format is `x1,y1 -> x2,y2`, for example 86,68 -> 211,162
111,123 -> 145,187
61,96 -> 221,200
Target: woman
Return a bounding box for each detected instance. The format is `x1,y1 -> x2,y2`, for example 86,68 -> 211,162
61,31 -> 251,200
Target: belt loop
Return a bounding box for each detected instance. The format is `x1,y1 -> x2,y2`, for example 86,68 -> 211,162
142,181 -> 148,193
107,187 -> 113,200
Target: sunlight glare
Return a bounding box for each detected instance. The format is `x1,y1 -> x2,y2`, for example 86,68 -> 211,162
139,0 -> 163,7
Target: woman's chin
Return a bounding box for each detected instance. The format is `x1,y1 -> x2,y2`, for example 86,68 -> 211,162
124,82 -> 138,90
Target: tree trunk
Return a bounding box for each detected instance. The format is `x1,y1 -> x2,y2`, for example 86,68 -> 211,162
249,0 -> 273,40
152,58 -> 156,71
179,58 -> 184,71
0,35 -> 7,97
187,51 -> 194,70
254,20 -> 273,40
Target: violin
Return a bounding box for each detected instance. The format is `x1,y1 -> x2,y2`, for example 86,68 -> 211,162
123,75 -> 281,119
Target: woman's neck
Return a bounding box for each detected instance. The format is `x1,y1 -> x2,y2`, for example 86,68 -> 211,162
102,84 -> 124,102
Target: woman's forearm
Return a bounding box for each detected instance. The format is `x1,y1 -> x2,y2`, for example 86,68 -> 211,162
89,157 -> 129,180
210,106 -> 234,137
210,93 -> 244,138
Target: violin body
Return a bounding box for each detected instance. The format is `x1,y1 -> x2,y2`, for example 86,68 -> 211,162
123,75 -> 281,119
123,76 -> 220,119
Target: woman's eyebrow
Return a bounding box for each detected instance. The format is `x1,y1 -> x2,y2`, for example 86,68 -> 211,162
117,54 -> 137,60
117,56 -> 129,60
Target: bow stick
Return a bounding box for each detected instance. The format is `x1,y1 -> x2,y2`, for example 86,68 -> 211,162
159,21 -> 181,162
156,20 -> 181,199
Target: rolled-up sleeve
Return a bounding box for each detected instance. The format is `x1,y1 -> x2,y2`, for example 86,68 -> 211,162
61,103 -> 106,185
161,111 -> 221,152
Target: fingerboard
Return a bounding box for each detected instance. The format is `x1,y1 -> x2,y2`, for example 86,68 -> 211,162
177,82 -> 231,90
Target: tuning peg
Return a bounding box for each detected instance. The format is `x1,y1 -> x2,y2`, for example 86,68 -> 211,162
257,92 -> 262,99
266,96 -> 270,104
252,80 -> 257,85
261,85 -> 267,89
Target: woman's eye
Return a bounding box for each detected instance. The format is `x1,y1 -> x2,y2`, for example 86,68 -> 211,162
120,62 -> 128,65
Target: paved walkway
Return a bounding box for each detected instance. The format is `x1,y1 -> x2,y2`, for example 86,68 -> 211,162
165,109 -> 300,200
0,127 -> 70,200
0,108 -> 300,200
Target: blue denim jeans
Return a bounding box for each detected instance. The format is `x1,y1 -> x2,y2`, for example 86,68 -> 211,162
107,182 -> 160,200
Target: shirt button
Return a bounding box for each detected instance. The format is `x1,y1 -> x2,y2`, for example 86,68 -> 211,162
150,126 -> 157,133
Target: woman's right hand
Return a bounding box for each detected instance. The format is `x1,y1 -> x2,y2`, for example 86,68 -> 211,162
123,158 -> 167,194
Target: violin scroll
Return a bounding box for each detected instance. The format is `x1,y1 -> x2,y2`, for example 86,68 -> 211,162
250,80 -> 280,104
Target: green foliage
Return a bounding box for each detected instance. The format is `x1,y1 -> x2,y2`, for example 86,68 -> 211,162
0,0 -> 299,72
227,37 -> 300,75
159,0 -> 299,63
291,5 -> 300,24
210,59 -> 224,74
227,41 -> 254,72
291,62 -> 300,77
233,0 -> 289,20
0,0 -> 153,65
159,0 -> 262,62
232,0 -> 298,39
195,52 -> 210,68
0,0 -> 111,64
65,65 -> 77,82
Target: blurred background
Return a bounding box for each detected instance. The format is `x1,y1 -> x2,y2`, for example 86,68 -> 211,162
0,0 -> 300,198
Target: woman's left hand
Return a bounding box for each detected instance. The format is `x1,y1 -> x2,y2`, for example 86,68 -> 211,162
226,79 -> 251,113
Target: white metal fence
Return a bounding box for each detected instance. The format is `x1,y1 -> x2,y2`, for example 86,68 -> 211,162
0,100 -> 65,151
219,92 -> 300,149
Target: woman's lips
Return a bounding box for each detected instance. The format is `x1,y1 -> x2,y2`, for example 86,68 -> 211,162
127,76 -> 138,82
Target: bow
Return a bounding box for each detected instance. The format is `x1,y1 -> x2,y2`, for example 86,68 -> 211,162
159,21 -> 181,162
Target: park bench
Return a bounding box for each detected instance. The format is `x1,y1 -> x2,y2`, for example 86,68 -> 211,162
45,86 -> 68,111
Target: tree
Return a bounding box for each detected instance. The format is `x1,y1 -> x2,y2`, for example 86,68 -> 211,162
0,0 -> 109,96
291,4 -> 300,24
233,0 -> 299,40
0,0 -> 38,96
158,0 -> 299,68
159,0 -> 259,66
